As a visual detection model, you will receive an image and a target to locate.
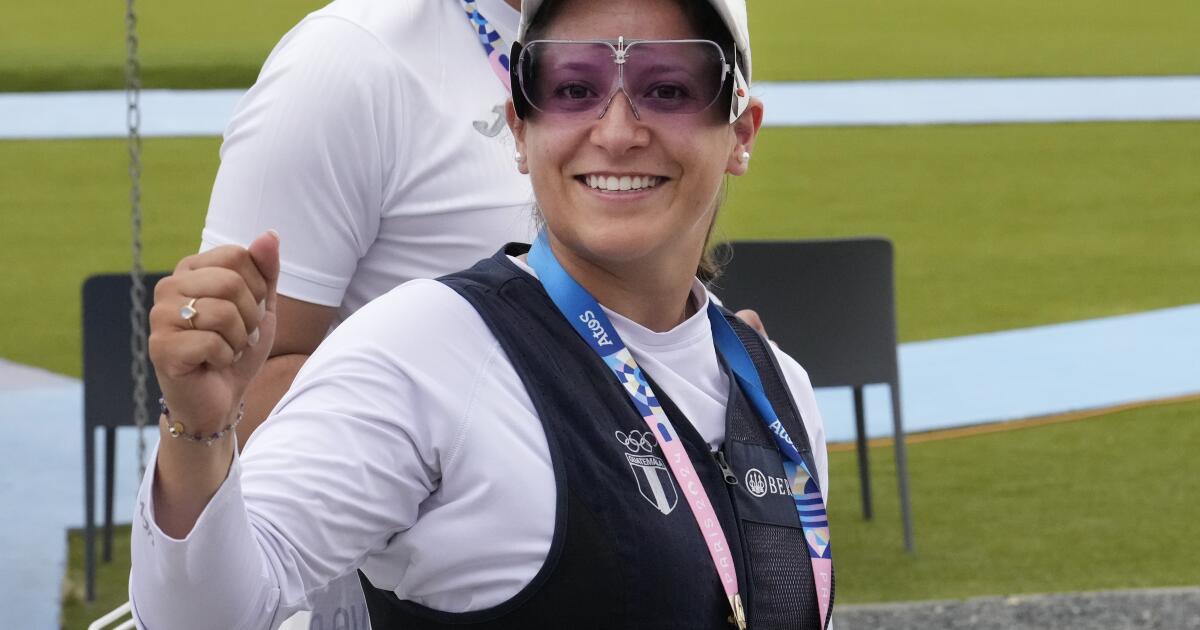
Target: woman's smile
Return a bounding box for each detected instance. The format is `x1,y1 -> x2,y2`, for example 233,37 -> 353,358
578,173 -> 665,192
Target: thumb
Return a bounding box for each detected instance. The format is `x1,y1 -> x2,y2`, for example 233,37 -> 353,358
232,230 -> 281,385
247,230 -> 281,312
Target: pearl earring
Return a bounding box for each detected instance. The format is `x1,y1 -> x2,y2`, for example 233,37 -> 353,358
514,151 -> 525,164
739,151 -> 751,164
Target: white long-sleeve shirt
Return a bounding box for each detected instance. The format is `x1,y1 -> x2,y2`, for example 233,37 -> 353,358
130,261 -> 829,630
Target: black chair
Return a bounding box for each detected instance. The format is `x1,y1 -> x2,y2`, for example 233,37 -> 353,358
712,238 -> 914,552
82,272 -> 167,600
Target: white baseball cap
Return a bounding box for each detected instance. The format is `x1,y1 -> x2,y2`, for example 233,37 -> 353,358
515,0 -> 753,121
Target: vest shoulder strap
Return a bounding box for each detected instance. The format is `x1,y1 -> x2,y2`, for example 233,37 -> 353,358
717,307 -> 822,484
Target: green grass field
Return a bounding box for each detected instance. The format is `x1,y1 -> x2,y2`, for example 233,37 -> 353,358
57,398 -> 1200,629
0,0 -> 325,92
829,399 -> 1200,602
718,122 -> 1200,339
0,138 -> 215,374
4,121 -> 1198,377
2,0 -> 1198,91
61,524 -> 132,630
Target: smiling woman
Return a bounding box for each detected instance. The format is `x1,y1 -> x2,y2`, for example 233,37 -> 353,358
128,0 -> 834,628
508,0 -> 762,329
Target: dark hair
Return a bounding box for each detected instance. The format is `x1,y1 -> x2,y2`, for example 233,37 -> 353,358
524,0 -> 737,283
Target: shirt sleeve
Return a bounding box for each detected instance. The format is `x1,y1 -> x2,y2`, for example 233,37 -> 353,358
200,16 -> 404,307
129,281 -> 485,629
771,349 -> 831,503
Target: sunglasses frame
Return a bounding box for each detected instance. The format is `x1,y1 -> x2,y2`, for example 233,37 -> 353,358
511,37 -> 739,123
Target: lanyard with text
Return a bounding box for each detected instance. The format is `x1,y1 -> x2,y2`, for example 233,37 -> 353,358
705,284 -> 834,629
460,0 -> 512,92
529,233 -> 833,629
528,233 -> 745,628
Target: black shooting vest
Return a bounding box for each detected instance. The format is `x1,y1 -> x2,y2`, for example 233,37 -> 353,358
360,245 -> 834,629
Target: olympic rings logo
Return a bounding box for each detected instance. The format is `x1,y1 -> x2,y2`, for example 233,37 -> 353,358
615,429 -> 657,453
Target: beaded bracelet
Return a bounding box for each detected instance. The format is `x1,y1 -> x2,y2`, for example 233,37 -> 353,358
159,397 -> 245,446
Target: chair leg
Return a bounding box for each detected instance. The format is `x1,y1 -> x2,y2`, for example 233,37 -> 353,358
890,384 -> 915,553
104,426 -> 117,562
853,386 -> 872,520
84,424 -> 96,602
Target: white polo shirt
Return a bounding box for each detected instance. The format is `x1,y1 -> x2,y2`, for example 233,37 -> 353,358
201,0 -> 533,328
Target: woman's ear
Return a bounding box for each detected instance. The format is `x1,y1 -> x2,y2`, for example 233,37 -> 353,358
727,96 -> 764,176
505,99 -> 530,175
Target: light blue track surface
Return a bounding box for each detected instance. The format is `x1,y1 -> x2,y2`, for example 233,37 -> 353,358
814,304 -> 1200,441
2,76 -> 1200,139
1,304 -> 1197,627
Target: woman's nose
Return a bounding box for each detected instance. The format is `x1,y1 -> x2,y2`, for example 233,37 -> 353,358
590,89 -> 650,154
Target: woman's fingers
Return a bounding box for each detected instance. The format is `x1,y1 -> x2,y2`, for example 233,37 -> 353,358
150,328 -> 238,378
149,296 -> 243,372
150,238 -> 279,376
161,267 -> 263,341
171,245 -> 270,307
179,297 -> 253,350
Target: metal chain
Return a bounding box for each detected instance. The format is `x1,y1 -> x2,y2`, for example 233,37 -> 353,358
125,0 -> 150,479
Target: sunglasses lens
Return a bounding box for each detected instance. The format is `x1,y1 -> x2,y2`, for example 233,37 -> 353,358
521,42 -> 619,115
519,41 -> 726,118
624,42 -> 726,115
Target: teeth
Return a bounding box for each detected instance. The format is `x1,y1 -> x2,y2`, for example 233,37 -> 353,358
585,175 -> 661,192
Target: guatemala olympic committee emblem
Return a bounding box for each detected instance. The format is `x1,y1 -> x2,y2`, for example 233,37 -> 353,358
615,429 -> 679,515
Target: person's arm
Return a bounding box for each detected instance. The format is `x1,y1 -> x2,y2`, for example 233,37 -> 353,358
200,17 -> 404,446
236,296 -> 335,443
148,233 -> 281,538
135,237 -> 457,629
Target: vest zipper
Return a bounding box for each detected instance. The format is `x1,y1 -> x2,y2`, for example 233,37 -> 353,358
713,450 -> 739,485
710,446 -> 754,628
718,449 -> 755,629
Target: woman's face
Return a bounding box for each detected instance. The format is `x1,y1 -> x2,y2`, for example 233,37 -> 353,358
509,0 -> 762,275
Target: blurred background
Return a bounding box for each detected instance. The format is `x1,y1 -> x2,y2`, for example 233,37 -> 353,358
0,0 -> 1197,628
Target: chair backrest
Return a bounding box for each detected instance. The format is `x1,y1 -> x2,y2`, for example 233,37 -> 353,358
711,238 -> 898,388
82,273 -> 168,429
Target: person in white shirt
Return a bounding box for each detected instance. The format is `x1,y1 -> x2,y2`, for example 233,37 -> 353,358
206,0 -> 767,485
134,0 -> 834,627
195,5 -> 534,624
191,0 -> 766,626
207,0 -> 534,437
